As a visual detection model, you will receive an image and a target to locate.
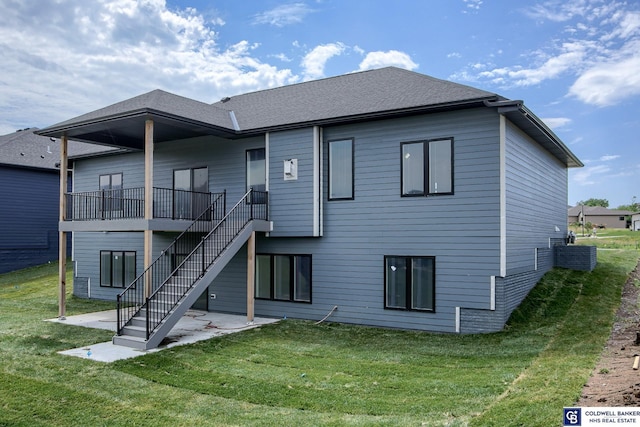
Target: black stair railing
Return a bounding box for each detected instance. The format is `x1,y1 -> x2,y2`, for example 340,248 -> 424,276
116,190 -> 227,334
142,189 -> 268,340
65,187 -> 223,221
116,189 -> 268,340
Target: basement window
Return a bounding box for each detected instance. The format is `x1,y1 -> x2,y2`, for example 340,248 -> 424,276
100,250 -> 136,288
256,254 -> 311,303
385,256 -> 435,311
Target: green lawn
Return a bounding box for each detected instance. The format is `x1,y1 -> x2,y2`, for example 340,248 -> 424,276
0,245 -> 638,426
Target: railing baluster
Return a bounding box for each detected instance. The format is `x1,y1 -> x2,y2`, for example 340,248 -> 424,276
115,189 -> 268,340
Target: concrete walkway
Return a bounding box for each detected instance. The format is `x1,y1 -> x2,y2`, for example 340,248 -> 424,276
46,310 -> 279,363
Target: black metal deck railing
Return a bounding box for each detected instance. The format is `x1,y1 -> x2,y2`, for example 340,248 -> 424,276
116,189 -> 268,339
64,187 -> 224,221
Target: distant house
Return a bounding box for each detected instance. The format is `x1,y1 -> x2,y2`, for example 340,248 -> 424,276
37,67 -> 585,349
0,128 -> 112,273
568,205 -> 633,229
632,213 -> 640,231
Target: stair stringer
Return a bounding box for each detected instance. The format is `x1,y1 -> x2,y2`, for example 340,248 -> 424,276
112,219 -> 271,350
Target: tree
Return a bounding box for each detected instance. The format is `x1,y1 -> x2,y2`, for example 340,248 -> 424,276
617,196 -> 639,212
577,198 -> 609,208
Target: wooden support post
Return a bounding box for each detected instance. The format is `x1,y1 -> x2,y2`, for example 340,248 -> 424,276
58,135 -> 68,319
144,119 -> 154,298
246,231 -> 255,324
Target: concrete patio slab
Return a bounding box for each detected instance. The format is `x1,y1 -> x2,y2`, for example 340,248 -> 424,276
46,310 -> 279,363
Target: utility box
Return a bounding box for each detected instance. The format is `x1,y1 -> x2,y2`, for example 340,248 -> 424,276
283,158 -> 298,180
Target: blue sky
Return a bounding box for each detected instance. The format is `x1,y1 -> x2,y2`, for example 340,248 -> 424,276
1,0 -> 638,208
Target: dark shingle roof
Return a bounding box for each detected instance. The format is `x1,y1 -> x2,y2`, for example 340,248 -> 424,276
51,89 -> 234,130
212,67 -> 499,131
568,206 -> 633,216
0,128 -> 116,170
36,66 -> 581,167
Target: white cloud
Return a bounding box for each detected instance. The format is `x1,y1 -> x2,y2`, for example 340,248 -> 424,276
572,164 -> 611,186
523,2 -> 584,22
541,117 -> 572,129
463,0 -> 483,11
454,2 -> 640,107
272,53 -> 293,62
447,52 -> 462,59
0,0 -> 301,131
353,45 -> 365,56
568,41 -> 640,106
477,41 -> 591,87
301,43 -> 347,80
358,50 -> 418,71
600,155 -> 621,161
253,3 -> 314,27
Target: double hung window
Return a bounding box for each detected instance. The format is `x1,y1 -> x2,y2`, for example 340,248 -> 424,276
401,138 -> 453,196
385,256 -> 435,311
256,254 -> 311,303
100,250 -> 136,288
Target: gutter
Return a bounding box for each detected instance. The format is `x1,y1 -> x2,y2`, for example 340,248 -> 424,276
483,100 -> 583,168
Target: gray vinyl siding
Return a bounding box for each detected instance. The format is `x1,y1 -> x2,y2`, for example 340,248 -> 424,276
69,108 -> 571,334
73,135 -> 265,203
73,152 -> 145,192
0,167 -> 62,273
70,135 -> 266,299
153,135 -> 264,202
504,119 -> 568,276
73,232 -> 145,300
268,128 -> 316,237
211,109 -> 504,332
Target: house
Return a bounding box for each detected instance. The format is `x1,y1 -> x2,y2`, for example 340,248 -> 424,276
0,128 -> 113,274
37,67 -> 585,349
632,213 -> 640,231
568,205 -> 633,229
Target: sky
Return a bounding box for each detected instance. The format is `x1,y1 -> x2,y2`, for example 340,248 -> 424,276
0,0 -> 638,209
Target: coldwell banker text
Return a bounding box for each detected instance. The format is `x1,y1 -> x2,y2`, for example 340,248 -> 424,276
564,407 -> 640,426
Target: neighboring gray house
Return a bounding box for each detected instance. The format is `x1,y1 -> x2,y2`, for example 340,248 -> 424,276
632,213 -> 640,231
37,67 -> 584,349
568,205 -> 633,229
0,128 -> 112,273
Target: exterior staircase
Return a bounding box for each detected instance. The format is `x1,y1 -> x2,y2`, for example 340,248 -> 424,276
114,189 -> 270,350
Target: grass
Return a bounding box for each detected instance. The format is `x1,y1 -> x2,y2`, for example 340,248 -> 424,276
571,227 -> 640,250
0,245 -> 638,426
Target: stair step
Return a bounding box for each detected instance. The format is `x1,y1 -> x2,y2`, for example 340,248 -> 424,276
112,334 -> 148,350
129,317 -> 145,328
121,324 -> 147,339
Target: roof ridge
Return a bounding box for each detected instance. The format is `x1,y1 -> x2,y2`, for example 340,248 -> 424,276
212,66 -> 404,105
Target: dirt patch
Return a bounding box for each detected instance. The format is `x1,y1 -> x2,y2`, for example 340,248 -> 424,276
577,260 -> 640,407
